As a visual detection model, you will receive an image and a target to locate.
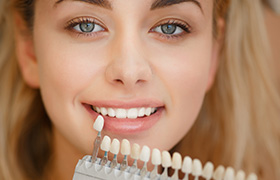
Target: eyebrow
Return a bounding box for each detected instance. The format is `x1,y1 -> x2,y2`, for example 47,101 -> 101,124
55,0 -> 202,12
54,0 -> 112,9
151,0 -> 202,11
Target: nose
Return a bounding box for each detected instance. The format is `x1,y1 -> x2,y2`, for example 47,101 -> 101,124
105,34 -> 153,90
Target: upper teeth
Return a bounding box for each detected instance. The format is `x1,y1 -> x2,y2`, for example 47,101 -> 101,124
91,106 -> 157,119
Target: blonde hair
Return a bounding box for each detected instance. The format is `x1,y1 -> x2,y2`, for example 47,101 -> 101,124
0,0 -> 279,179
0,1 -> 52,179
175,0 -> 280,179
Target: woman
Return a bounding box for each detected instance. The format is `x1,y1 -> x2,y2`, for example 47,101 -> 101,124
0,0 -> 279,179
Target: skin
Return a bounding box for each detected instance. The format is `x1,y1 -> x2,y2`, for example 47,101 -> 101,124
15,0 -> 222,179
264,6 -> 280,86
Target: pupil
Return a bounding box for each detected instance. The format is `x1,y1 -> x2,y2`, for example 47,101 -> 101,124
80,23 -> 95,32
161,24 -> 176,34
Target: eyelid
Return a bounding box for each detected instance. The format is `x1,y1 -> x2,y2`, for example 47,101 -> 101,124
151,19 -> 191,34
65,16 -> 107,32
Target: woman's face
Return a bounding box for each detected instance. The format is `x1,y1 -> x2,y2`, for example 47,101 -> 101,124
23,0 -> 219,156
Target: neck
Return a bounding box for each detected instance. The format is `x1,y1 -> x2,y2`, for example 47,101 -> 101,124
46,128 -> 84,180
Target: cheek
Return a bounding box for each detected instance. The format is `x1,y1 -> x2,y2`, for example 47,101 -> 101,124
149,36 -> 214,147
33,28 -> 109,153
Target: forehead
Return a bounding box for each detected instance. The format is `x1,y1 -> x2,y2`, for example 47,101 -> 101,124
54,0 -> 203,10
49,0 -> 213,13
35,0 -> 214,25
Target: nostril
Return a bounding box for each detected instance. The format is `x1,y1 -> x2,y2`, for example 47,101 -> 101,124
115,79 -> 123,84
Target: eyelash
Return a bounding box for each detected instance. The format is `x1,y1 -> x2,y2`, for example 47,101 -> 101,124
65,17 -> 192,40
65,17 -> 106,37
151,20 -> 191,40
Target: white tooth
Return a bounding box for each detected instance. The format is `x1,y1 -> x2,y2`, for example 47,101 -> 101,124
202,162 -> 214,180
151,107 -> 156,113
96,107 -> 101,113
172,152 -> 182,169
235,170 -> 245,180
152,148 -> 161,165
100,107 -> 108,116
121,139 -> 131,155
224,167 -> 235,180
116,109 -> 127,118
139,145 -> 151,163
110,138 -> 120,155
138,108 -> 145,117
131,143 -> 141,160
145,107 -> 152,116
247,173 -> 257,180
93,115 -> 104,132
100,135 -> 111,152
127,108 -> 138,119
108,108 -> 116,117
213,165 -> 225,180
182,156 -> 192,174
192,159 -> 202,177
161,151 -> 172,168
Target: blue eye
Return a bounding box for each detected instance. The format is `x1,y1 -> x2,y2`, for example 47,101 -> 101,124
73,22 -> 104,33
153,24 -> 184,35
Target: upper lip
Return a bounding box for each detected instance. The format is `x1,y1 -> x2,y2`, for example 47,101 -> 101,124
82,99 -> 165,109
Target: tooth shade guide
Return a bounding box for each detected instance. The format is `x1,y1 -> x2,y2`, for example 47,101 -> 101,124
75,133 -> 258,180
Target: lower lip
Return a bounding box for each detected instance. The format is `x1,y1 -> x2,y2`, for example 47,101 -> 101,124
83,104 -> 163,134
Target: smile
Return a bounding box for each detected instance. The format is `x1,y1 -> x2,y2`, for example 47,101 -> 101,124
91,106 -> 158,119
83,101 -> 164,134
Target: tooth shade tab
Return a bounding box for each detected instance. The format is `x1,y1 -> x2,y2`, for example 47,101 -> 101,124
91,106 -> 158,119
192,159 -> 202,177
151,148 -> 161,165
110,139 -> 120,155
131,143 -> 141,160
139,146 -> 151,162
161,151 -> 172,167
213,165 -> 225,180
121,139 -> 131,155
224,167 -> 235,180
247,173 -> 258,180
100,136 -> 111,152
202,161 -> 214,179
171,152 -> 182,169
236,170 -> 245,180
182,156 -> 192,173
93,115 -> 104,132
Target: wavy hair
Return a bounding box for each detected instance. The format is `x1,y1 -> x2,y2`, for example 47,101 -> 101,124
175,1 -> 280,179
